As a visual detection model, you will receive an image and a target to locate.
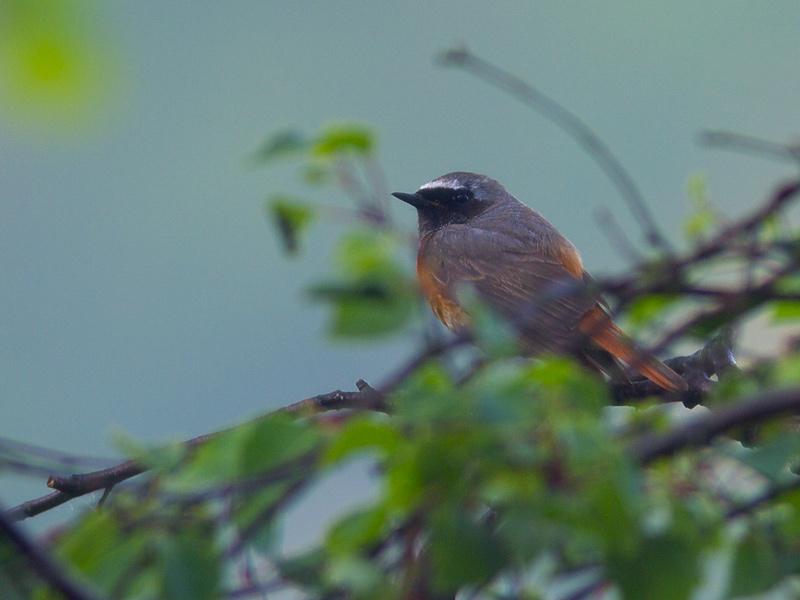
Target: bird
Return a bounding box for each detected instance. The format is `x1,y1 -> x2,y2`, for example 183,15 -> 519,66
391,172 -> 687,392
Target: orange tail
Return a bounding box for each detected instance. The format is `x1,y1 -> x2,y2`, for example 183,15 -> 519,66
579,308 -> 687,392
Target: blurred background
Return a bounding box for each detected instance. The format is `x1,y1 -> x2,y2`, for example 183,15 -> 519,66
2,1 -> 799,544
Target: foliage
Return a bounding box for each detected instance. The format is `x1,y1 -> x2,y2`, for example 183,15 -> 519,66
0,0 -> 115,129
6,124 -> 800,600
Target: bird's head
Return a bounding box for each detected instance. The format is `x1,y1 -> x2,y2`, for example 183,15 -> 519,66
392,172 -> 507,234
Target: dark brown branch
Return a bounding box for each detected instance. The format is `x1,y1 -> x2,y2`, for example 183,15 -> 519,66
279,380 -> 387,414
630,388 -> 800,464
611,329 -> 736,406
0,505 -> 101,600
5,382 -> 389,522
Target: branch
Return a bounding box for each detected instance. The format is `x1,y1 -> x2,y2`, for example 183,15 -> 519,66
611,328 -> 736,406
5,385 -> 383,522
699,130 -> 800,164
439,46 -> 670,251
4,325 -> 734,523
630,388 -> 800,464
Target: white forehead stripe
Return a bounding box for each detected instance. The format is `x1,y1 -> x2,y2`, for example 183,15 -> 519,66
418,177 -> 462,191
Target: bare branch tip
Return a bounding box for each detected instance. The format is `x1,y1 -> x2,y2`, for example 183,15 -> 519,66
437,45 -> 470,66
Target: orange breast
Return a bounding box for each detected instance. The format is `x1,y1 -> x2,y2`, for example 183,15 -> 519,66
416,255 -> 468,330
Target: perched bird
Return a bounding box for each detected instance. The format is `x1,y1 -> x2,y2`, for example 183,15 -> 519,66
392,172 -> 686,392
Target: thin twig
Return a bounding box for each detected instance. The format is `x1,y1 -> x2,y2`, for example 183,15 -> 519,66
439,46 -> 671,251
700,130 -> 800,164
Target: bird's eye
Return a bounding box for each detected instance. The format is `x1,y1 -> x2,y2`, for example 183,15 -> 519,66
454,190 -> 471,203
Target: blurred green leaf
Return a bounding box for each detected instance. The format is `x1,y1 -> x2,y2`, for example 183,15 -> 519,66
251,129 -> 308,163
232,482 -> 294,555
55,511 -> 148,594
391,362 -> 461,423
325,417 -> 401,463
771,275 -> 800,322
428,509 -> 506,593
309,231 -> 415,338
267,196 -> 315,255
167,414 -> 318,492
728,530 -> 780,597
112,430 -> 187,473
240,414 -> 319,475
326,555 -> 386,598
326,505 -> 390,556
772,301 -> 800,322
0,0 -> 114,127
607,533 -> 701,600
0,535 -> 38,598
726,433 -> 800,482
528,357 -> 608,416
684,173 -> 717,241
278,548 -> 327,591
626,294 -> 679,330
161,531 -> 219,600
313,124 -> 374,157
772,352 -> 800,385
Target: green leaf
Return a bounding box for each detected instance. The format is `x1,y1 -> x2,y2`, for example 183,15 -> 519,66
335,231 -> 397,277
309,231 -> 415,338
684,173 -> 717,241
626,294 -> 679,330
251,129 -> 308,163
728,530 -> 780,597
527,357 -> 608,416
239,413 -> 320,475
726,433 -> 800,482
326,555 -> 386,598
772,352 -> 800,385
161,532 -> 219,600
111,430 -> 187,473
0,534 -> 39,598
165,427 -> 249,492
772,275 -> 800,322
428,509 -> 506,593
167,414 -> 318,493
55,511 -> 147,594
772,301 -> 800,321
391,362 -> 460,423
313,124 -> 374,157
232,482 -> 291,555
278,548 -> 327,590
607,533 -> 701,600
267,196 -> 314,255
326,505 -> 390,556
326,290 -> 414,338
324,417 -> 401,463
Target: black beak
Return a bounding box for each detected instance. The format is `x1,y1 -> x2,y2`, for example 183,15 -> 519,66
391,191 -> 430,209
